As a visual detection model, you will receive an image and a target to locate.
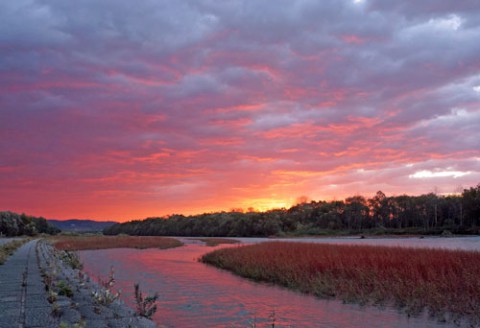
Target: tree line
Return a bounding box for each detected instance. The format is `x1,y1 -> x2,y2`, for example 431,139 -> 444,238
105,184 -> 478,237
0,211 -> 60,236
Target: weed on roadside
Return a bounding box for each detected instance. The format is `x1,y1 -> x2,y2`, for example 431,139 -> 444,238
134,283 -> 159,319
91,266 -> 120,306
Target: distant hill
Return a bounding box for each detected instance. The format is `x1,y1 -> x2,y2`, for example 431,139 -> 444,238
48,219 -> 118,232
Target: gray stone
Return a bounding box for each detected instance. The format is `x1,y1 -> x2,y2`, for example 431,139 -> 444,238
0,294 -> 21,302
0,314 -> 21,328
25,296 -> 50,308
83,320 -> 109,328
24,307 -> 58,327
59,307 -> 82,323
0,304 -> 20,317
0,300 -> 20,310
0,287 -> 22,295
27,285 -> 47,296
76,304 -> 103,320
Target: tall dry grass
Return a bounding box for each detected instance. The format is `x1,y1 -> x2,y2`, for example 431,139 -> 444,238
53,235 -> 183,251
0,239 -> 28,264
201,242 -> 480,324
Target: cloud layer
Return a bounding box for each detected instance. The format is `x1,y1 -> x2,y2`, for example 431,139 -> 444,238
1,0 -> 479,220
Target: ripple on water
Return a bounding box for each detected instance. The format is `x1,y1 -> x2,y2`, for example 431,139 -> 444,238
79,238 -> 474,327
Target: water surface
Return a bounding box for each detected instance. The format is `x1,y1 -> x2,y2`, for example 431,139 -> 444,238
80,236 -> 479,327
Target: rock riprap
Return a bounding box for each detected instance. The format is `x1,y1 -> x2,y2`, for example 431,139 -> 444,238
0,239 -> 157,328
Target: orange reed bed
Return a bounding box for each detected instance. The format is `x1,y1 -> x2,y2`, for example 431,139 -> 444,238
201,242 -> 480,324
53,235 -> 183,251
193,238 -> 240,247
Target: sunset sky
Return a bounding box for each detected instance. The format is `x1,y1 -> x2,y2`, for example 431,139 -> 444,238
1,0 -> 479,221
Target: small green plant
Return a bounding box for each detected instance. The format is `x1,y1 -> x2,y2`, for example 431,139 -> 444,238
47,290 -> 58,303
61,250 -> 83,270
43,272 -> 53,291
91,266 -> 120,305
59,319 -> 87,328
42,261 -> 58,293
51,302 -> 62,317
57,280 -> 74,298
73,320 -> 87,328
134,283 -> 159,319
77,270 -> 88,283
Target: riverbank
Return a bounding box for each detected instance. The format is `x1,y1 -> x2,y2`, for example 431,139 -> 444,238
191,237 -> 240,246
201,241 -> 480,326
51,235 -> 183,251
38,239 -> 158,327
276,227 -> 480,239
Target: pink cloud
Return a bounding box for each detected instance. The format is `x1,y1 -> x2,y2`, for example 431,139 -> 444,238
340,34 -> 367,45
1,0 -> 479,221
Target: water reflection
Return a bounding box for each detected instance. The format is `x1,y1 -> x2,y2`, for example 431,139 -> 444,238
78,237 -> 471,327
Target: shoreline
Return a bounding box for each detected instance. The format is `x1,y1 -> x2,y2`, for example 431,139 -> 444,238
36,240 -> 157,327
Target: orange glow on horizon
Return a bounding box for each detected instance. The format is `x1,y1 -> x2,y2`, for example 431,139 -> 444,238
4,177 -> 475,223
2,2 -> 479,225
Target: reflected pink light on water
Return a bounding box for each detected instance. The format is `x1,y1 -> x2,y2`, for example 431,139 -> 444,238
79,241 -> 454,328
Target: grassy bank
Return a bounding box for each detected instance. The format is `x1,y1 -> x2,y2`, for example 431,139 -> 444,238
52,235 -> 183,251
201,242 -> 480,324
193,238 -> 240,247
283,226 -> 464,237
0,238 -> 28,264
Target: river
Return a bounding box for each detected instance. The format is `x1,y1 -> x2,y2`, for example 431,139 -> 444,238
79,236 -> 480,327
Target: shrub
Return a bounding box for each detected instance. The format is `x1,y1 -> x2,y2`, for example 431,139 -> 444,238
60,250 -> 83,270
91,266 -> 120,306
134,283 -> 159,319
57,280 -> 74,298
0,239 -> 28,264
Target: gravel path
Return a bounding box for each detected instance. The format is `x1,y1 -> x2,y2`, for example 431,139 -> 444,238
0,239 -> 157,328
0,239 -> 52,327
